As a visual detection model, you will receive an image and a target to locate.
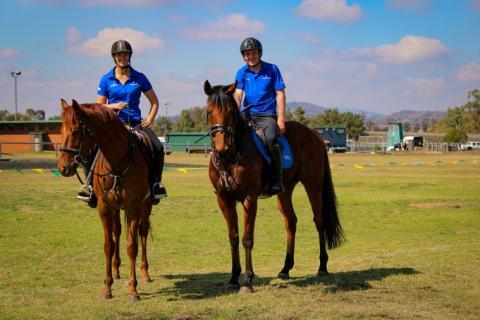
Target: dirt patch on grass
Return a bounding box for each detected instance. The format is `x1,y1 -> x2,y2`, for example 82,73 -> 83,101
410,202 -> 462,209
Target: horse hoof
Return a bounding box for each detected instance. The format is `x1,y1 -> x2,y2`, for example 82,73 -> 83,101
277,272 -> 290,280
225,283 -> 240,292
129,295 -> 140,302
317,270 -> 329,277
100,293 -> 112,300
239,286 -> 253,294
142,276 -> 153,283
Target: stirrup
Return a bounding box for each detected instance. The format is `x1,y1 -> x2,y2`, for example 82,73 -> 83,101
152,182 -> 167,200
77,184 -> 93,201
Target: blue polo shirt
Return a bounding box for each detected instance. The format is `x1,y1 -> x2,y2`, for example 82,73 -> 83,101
97,67 -> 153,124
235,61 -> 285,115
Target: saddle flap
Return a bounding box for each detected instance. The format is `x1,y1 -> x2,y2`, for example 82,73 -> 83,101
251,132 -> 293,169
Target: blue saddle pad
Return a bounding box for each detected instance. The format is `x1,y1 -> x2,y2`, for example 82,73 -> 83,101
252,132 -> 293,169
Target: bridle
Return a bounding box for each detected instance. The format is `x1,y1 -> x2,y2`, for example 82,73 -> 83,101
59,119 -> 136,191
58,124 -> 93,167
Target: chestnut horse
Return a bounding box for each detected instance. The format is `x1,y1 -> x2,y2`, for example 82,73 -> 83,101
57,99 -> 153,301
204,81 -> 344,293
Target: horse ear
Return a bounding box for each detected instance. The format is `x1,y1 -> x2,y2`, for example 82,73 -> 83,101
204,80 -> 214,96
60,98 -> 69,111
225,81 -> 237,95
71,99 -> 86,119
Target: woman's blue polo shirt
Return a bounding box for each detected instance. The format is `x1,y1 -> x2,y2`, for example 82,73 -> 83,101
235,61 -> 285,115
97,67 -> 153,124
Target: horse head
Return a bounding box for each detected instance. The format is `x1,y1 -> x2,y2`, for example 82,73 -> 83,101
204,80 -> 239,154
57,99 -> 96,177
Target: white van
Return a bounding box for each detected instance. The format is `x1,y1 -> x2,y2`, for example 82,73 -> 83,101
461,141 -> 480,151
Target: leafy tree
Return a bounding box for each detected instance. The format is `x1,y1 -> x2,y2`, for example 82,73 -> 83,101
293,107 -> 307,125
403,121 -> 411,133
341,111 -> 366,141
175,109 -> 195,132
48,115 -> 61,120
431,89 -> 480,139
152,115 -> 172,136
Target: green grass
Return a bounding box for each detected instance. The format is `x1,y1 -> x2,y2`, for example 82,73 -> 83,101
0,152 -> 479,319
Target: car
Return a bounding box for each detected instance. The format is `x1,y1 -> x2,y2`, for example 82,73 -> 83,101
461,141 -> 480,151
158,136 -> 172,155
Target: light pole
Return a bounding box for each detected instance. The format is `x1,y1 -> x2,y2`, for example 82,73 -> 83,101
10,71 -> 21,121
164,102 -> 170,138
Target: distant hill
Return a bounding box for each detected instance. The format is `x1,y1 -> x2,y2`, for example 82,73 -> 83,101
286,102 -> 444,125
366,110 -> 445,125
287,101 -> 326,116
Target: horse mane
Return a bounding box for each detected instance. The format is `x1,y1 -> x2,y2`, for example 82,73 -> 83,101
62,102 -> 123,128
207,85 -> 244,128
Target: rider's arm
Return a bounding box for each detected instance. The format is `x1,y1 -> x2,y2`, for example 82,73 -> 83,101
276,89 -> 286,135
96,95 -> 127,110
234,89 -> 244,109
141,89 -> 159,128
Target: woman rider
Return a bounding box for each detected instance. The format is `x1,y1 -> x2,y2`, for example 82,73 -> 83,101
78,40 -> 166,206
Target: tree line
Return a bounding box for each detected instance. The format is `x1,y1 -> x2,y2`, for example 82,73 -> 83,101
2,89 -> 478,142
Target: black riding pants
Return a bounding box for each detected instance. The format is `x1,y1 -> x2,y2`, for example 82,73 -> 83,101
245,114 -> 278,150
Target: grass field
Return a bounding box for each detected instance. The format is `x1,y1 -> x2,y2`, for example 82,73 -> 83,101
0,151 -> 479,319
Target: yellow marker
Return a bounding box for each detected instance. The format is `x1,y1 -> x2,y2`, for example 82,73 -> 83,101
427,162 -> 434,166
177,168 -> 188,174
354,164 -> 363,170
32,168 -> 44,174
472,160 -> 478,164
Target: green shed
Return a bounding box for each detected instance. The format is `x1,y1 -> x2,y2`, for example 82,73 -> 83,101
166,132 -> 211,152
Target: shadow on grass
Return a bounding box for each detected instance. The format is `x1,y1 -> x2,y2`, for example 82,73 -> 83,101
139,267 -> 418,300
288,267 -> 419,293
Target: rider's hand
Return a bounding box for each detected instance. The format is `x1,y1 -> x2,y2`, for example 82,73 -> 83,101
141,118 -> 153,128
277,118 -> 286,135
111,102 -> 127,110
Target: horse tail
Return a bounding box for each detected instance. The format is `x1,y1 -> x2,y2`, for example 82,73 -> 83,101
322,150 -> 345,249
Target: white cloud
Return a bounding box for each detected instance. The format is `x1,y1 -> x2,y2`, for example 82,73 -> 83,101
0,48 -> 22,59
289,31 -> 321,44
296,0 -> 362,23
375,35 -> 449,64
387,0 -> 431,11
68,28 -> 164,57
183,13 -> 265,40
66,26 -> 82,43
406,77 -> 444,96
457,62 -> 480,82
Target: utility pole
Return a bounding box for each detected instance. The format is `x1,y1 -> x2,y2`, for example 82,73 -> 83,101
10,71 -> 21,121
164,102 -> 170,138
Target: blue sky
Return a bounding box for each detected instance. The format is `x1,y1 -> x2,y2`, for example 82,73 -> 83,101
0,0 -> 479,117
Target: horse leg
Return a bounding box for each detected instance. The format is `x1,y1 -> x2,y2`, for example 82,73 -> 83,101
112,209 -> 121,280
125,210 -> 140,301
98,204 -> 115,299
217,195 -> 241,291
139,202 -> 152,282
239,195 -> 257,293
276,186 -> 297,279
304,183 -> 329,276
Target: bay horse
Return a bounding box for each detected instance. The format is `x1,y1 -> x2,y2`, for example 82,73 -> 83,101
204,81 -> 344,293
57,99 -> 153,301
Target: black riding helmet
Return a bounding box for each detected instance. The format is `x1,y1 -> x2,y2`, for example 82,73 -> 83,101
111,40 -> 133,56
240,37 -> 262,57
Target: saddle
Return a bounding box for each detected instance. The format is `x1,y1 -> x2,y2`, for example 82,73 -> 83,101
129,127 -> 158,170
251,127 -> 293,169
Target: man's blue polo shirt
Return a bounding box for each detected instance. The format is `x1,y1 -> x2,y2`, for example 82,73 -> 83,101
97,67 -> 153,124
235,61 -> 285,115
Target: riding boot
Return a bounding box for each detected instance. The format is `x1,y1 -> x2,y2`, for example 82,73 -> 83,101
151,150 -> 167,204
270,143 -> 285,195
77,147 -> 98,208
